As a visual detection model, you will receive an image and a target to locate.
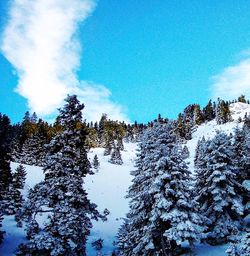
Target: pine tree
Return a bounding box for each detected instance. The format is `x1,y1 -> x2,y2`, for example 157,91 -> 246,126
181,145 -> 190,159
216,99 -> 232,124
18,95 -> 108,256
194,105 -> 204,125
118,123 -> 204,255
175,114 -> 192,140
93,154 -> 100,170
227,232 -> 250,256
194,136 -> 206,168
238,95 -> 247,103
203,100 -> 215,122
195,131 -> 244,245
0,114 -> 12,192
13,165 -> 26,190
109,147 -> 123,165
3,184 -> 23,215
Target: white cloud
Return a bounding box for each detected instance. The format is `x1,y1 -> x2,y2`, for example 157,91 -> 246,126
1,0 -> 129,122
77,82 -> 130,122
211,56 -> 250,100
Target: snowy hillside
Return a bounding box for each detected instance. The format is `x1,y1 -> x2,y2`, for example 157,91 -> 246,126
1,103 -> 249,255
85,143 -> 137,255
0,143 -> 138,256
186,102 -> 250,173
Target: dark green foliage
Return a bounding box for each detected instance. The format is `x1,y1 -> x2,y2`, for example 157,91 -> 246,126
175,114 -> 192,140
0,113 -> 12,192
238,95 -> 247,103
93,154 -> 100,170
203,100 -> 215,121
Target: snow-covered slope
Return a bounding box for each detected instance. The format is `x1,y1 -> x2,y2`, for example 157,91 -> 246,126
1,103 -> 249,255
85,143 -> 137,255
186,102 -> 250,173
0,143 -> 138,256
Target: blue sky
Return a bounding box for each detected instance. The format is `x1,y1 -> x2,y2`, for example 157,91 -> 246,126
1,0 -> 250,123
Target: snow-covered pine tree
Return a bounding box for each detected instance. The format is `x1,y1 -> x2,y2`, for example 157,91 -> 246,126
195,131 -> 244,245
233,126 -> 245,179
181,145 -> 190,159
194,136 -> 206,168
93,154 -> 100,170
240,131 -> 250,182
18,95 -> 107,256
227,232 -> 250,256
216,99 -> 232,124
13,164 -> 26,190
2,165 -> 26,218
109,147 -> 123,165
3,183 -> 23,215
118,122 -> 204,255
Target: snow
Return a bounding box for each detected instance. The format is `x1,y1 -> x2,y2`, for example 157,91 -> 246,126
192,243 -> 228,256
85,142 -> 137,255
186,102 -> 250,174
0,143 -> 137,256
2,101 -> 249,256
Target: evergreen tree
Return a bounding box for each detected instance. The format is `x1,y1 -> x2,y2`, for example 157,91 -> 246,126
109,147 -> 123,165
175,114 -> 192,140
0,114 -> 12,192
216,99 -> 232,124
195,131 -> 244,245
3,183 -> 23,215
13,165 -> 26,190
93,154 -> 100,170
194,105 -> 204,125
118,123 -> 204,255
194,136 -> 206,168
181,145 -> 190,159
18,95 -> 107,256
227,232 -> 250,256
238,95 -> 247,104
203,100 -> 215,121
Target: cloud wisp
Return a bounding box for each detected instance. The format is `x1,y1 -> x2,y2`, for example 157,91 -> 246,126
211,55 -> 250,101
1,0 -> 129,122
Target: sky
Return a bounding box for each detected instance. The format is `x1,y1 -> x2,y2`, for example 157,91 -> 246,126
1,0 -> 250,124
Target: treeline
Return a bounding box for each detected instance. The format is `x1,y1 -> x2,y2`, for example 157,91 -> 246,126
116,119 -> 249,255
7,111 -> 145,167
1,94 -> 249,167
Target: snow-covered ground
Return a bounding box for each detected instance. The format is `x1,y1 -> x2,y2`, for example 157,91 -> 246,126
86,142 -> 137,255
1,103 -> 250,255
